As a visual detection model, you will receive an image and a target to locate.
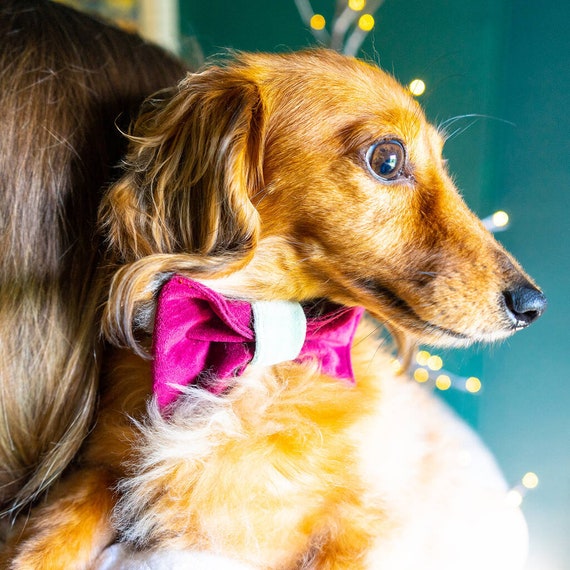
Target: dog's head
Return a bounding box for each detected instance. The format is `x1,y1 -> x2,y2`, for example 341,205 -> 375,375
101,49 -> 546,351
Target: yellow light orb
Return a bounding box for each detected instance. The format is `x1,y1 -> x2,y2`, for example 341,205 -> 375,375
492,210 -> 510,228
427,355 -> 443,371
506,489 -> 523,508
391,358 -> 403,374
409,79 -> 426,96
358,14 -> 375,31
435,374 -> 451,390
522,472 -> 539,489
310,14 -> 326,30
415,350 -> 431,366
465,376 -> 482,393
348,0 -> 366,11
413,368 -> 429,383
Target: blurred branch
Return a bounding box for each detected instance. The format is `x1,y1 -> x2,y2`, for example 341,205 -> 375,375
331,1 -> 358,51
343,0 -> 385,56
294,0 -> 386,56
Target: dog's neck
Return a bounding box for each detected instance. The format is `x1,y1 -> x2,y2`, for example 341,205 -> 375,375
198,236 -> 329,304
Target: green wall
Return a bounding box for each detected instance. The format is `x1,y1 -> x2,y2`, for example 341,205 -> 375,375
180,2 -> 569,568
478,3 -> 570,568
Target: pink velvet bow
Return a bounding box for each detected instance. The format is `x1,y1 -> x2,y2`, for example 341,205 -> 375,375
153,275 -> 364,409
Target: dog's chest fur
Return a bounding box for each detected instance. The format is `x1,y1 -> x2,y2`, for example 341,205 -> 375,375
96,320 -> 526,569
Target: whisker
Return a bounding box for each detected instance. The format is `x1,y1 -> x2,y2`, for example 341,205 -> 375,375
353,321 -> 384,348
438,113 -> 516,130
443,120 -> 479,142
438,113 -> 516,141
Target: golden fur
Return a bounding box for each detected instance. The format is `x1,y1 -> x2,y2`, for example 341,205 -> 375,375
1,31 -> 544,570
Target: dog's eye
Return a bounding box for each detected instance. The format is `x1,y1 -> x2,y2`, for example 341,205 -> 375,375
366,140 -> 406,181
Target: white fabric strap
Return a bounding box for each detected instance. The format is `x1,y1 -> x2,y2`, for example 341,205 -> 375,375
250,301 -> 307,368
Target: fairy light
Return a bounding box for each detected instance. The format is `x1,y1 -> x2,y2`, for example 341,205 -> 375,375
348,0 -> 366,11
506,472 -> 539,507
482,210 -> 510,232
435,374 -> 452,391
413,368 -> 430,383
427,355 -> 443,371
391,358 -> 403,374
492,210 -> 510,228
295,0 -> 384,57
409,79 -> 426,97
415,350 -> 431,366
310,14 -> 326,30
522,471 -> 539,490
465,376 -> 482,393
411,351 -> 483,395
358,13 -> 375,31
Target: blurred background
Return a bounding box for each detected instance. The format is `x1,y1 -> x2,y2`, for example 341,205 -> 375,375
58,1 -> 570,568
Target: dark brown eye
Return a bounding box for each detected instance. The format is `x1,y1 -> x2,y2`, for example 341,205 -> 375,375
366,140 -> 406,181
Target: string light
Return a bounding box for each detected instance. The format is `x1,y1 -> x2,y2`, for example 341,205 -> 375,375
310,14 -> 326,30
506,472 -> 539,507
413,368 -> 430,383
465,376 -> 482,393
409,79 -> 426,96
492,210 -> 510,227
297,0 -> 383,56
358,14 -> 375,31
391,358 -> 403,374
522,471 -> 539,490
411,352 -> 483,394
427,355 -> 443,371
435,374 -> 452,391
348,0 -> 366,11
415,350 -> 431,366
482,210 -> 510,232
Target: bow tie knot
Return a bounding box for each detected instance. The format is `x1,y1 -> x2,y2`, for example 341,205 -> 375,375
153,275 -> 364,409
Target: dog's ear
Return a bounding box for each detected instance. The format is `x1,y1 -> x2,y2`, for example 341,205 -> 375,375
100,65 -> 264,267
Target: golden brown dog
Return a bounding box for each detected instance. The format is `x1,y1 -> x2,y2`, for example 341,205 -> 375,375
3,45 -> 546,569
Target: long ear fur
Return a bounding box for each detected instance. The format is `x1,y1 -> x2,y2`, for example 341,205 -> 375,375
100,64 -> 265,352
100,65 -> 264,262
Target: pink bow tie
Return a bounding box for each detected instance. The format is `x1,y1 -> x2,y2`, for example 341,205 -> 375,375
153,275 -> 364,409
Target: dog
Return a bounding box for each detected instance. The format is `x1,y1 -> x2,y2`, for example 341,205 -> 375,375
1,11 -> 546,570
0,0 -> 185,522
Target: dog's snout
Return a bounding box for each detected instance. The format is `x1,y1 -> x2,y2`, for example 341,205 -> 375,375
502,285 -> 547,328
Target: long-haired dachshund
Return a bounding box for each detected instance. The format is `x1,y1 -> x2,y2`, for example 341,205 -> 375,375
1,8 -> 546,570
0,0 -> 185,534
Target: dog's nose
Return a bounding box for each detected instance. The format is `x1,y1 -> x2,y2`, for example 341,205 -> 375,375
502,285 -> 547,328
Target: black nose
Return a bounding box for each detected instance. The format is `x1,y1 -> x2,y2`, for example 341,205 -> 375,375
502,285 -> 547,328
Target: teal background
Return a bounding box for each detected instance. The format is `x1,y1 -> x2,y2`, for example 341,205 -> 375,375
179,2 -> 568,568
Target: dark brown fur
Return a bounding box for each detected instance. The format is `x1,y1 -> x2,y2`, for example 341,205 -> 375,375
0,0 -> 186,515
